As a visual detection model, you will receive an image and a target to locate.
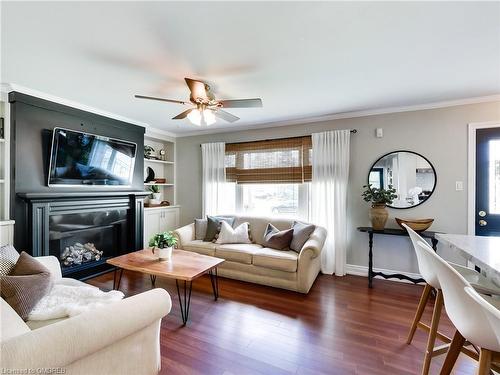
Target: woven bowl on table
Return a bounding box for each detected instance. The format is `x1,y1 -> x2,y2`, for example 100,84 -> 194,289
395,218 -> 434,232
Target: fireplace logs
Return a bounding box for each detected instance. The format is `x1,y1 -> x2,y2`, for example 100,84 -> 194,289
61,242 -> 104,266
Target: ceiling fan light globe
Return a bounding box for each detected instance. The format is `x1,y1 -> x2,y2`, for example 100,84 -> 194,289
187,109 -> 201,126
203,109 -> 216,126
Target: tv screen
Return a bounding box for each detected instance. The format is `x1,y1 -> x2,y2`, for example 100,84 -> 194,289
48,128 -> 137,187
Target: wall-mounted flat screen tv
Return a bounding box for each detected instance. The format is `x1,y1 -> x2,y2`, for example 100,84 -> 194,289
48,127 -> 137,187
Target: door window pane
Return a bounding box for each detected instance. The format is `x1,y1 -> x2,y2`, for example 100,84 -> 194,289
489,139 -> 500,214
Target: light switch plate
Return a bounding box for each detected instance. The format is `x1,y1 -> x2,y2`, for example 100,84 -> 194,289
455,181 -> 464,191
376,128 -> 383,138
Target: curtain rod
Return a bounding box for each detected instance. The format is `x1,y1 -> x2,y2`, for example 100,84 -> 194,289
200,129 -> 357,147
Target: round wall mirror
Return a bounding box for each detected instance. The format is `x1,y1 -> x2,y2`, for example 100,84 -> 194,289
368,151 -> 436,209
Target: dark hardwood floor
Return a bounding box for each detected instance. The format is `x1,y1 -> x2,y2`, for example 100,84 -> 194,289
87,272 -> 477,375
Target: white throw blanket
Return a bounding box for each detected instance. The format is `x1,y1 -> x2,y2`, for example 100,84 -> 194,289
28,284 -> 124,321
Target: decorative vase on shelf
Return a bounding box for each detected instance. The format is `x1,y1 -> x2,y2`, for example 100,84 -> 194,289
369,203 -> 389,230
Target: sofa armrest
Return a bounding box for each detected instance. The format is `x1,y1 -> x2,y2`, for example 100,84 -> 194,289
299,226 -> 327,260
174,223 -> 195,248
35,255 -> 62,282
1,288 -> 171,370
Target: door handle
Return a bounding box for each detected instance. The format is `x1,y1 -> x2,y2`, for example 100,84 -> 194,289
479,219 -> 487,226
478,210 -> 487,217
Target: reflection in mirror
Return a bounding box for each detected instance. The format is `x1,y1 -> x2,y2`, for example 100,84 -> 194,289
369,151 -> 436,209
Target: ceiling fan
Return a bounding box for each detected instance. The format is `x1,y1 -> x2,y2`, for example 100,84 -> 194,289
135,78 -> 263,126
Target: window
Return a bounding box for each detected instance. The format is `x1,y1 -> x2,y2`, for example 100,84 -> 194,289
225,137 -> 312,220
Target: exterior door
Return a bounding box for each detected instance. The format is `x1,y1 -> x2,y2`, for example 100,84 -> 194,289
475,127 -> 500,236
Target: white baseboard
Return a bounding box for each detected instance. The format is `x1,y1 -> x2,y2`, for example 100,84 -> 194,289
345,264 -> 424,285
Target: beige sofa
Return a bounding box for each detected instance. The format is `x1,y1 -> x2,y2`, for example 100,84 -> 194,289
1,256 -> 171,375
174,216 -> 327,293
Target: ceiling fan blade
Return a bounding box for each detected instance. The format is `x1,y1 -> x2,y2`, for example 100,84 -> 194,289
215,109 -> 240,123
219,98 -> 263,108
135,95 -> 187,105
172,108 -> 194,120
185,78 -> 209,102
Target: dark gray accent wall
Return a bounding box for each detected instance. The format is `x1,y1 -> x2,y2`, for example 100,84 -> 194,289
8,92 -> 145,250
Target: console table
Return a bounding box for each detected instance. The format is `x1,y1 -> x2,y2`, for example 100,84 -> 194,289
357,227 -> 440,288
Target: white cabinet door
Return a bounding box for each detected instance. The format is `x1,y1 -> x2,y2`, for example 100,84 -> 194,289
160,208 -> 180,232
144,210 -> 162,248
143,208 -> 180,248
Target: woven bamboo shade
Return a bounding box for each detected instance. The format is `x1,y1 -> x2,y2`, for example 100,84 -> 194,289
225,136 -> 312,184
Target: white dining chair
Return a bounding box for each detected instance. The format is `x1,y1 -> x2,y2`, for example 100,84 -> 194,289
402,224 -> 500,375
414,240 -> 500,375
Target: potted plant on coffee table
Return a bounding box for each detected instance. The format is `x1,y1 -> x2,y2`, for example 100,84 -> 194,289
362,184 -> 398,230
149,231 -> 178,261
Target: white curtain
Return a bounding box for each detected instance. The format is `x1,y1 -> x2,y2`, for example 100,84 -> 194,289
311,130 -> 350,275
201,142 -> 226,217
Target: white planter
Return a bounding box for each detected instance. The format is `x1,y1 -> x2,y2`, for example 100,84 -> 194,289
152,193 -> 161,201
153,246 -> 172,261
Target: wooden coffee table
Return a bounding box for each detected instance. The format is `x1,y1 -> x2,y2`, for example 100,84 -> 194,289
107,249 -> 224,325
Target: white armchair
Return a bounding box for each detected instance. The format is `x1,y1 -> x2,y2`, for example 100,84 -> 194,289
1,256 -> 172,375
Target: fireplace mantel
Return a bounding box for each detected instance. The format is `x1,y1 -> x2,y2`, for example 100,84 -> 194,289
18,191 -> 149,279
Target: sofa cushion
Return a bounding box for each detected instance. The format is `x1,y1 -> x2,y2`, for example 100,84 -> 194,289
1,252 -> 53,320
0,245 -> 20,276
215,244 -> 262,264
290,221 -> 316,252
216,222 -> 252,245
183,240 -> 217,256
252,248 -> 298,272
194,218 -> 208,240
233,216 -> 294,246
262,223 -> 294,250
204,216 -> 236,242
1,298 -> 30,341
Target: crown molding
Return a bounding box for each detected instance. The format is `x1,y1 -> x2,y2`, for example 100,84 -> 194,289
176,94 -> 500,138
3,83 -> 498,139
0,83 -> 175,138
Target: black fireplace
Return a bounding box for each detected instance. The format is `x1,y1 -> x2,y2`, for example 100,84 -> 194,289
18,192 -> 148,279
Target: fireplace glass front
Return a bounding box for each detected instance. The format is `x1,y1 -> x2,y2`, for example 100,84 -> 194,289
49,209 -> 129,276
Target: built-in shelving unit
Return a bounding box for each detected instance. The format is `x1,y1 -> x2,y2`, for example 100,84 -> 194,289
0,94 -> 11,221
144,131 -> 176,208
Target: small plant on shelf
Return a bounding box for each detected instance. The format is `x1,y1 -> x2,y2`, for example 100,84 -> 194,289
149,184 -> 160,194
149,231 -> 178,249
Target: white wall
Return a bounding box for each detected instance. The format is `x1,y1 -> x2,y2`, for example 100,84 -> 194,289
176,101 -> 500,273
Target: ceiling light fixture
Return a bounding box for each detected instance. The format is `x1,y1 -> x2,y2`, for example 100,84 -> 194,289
187,108 -> 201,126
203,109 -> 216,126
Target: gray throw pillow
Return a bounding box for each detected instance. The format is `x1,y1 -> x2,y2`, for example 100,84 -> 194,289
0,252 -> 53,320
194,219 -> 208,240
262,223 -> 294,250
203,216 -> 235,242
0,245 -> 20,276
290,221 -> 316,252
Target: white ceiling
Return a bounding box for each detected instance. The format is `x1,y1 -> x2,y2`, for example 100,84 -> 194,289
2,2 -> 500,136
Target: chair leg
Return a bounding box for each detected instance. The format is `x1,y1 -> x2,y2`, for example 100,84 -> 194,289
421,289 -> 444,375
477,349 -> 492,375
407,283 -> 433,344
439,330 -> 466,375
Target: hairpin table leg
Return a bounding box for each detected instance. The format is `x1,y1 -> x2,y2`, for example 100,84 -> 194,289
209,268 -> 219,301
176,279 -> 193,326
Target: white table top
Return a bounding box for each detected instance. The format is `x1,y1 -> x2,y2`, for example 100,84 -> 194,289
436,233 -> 500,277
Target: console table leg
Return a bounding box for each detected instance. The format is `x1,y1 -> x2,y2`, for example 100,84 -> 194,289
176,279 -> 193,326
209,268 -> 219,301
368,232 -> 374,288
